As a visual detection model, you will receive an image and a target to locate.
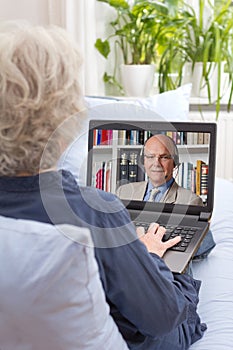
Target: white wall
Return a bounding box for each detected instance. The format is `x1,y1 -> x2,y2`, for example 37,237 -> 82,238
0,0 -> 49,25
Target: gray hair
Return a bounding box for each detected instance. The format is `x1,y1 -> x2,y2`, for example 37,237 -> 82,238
0,22 -> 85,176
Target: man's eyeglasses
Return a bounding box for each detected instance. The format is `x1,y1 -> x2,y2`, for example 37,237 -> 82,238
144,154 -> 173,162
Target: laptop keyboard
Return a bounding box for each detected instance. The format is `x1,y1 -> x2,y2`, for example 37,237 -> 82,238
134,222 -> 198,252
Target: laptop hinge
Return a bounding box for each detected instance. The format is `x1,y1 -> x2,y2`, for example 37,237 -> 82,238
199,212 -> 211,221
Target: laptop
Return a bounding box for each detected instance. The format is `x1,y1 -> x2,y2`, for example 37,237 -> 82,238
87,120 -> 217,273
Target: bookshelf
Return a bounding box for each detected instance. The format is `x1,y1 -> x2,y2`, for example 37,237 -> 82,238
91,129 -> 210,203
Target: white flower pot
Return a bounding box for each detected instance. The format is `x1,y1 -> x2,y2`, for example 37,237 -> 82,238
184,62 -> 227,100
120,64 -> 155,97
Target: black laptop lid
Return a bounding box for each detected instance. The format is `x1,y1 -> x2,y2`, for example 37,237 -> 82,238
87,120 -> 217,218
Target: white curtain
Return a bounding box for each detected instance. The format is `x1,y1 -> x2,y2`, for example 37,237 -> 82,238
47,0 -> 102,95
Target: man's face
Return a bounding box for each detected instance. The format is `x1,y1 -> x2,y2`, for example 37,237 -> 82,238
143,135 -> 175,187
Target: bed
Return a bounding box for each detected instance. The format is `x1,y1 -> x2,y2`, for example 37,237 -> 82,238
60,87 -> 233,349
190,177 -> 233,349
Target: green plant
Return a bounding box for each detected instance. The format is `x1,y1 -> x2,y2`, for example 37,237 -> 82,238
158,0 -> 233,118
95,0 -> 180,93
95,0 -> 233,117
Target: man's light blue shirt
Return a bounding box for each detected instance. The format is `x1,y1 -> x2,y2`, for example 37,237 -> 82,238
143,178 -> 174,202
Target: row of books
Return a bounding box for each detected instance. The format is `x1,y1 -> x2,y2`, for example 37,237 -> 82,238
93,129 -> 113,146
91,151 -> 143,191
176,160 -> 208,202
118,151 -> 142,185
93,129 -> 210,146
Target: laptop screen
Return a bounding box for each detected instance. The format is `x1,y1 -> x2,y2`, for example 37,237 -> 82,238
87,120 -> 216,216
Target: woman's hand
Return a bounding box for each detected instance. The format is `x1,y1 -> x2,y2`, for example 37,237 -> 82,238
137,222 -> 181,258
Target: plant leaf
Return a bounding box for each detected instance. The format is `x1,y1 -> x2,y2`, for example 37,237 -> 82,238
97,0 -> 129,10
95,39 -> 111,59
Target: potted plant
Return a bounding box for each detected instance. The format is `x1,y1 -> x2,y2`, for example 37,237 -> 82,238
158,0 -> 233,118
95,0 -> 179,96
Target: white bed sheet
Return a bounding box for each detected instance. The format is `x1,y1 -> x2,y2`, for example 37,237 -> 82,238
190,177 -> 233,349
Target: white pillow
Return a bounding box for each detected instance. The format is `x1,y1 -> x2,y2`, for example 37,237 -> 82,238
0,216 -> 128,350
59,84 -> 191,185
85,83 -> 191,121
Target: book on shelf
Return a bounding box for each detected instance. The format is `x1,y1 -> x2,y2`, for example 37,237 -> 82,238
118,130 -> 126,145
193,132 -> 198,145
118,151 -> 129,186
94,161 -> 105,190
177,162 -> 184,187
172,131 -> 179,144
200,163 -> 208,204
130,130 -> 138,145
125,130 -> 131,145
107,130 -> 113,145
138,130 -> 145,145
195,160 -> 203,195
118,150 -> 144,185
94,129 -> 102,146
177,161 -> 193,189
203,133 -> 210,145
104,160 -> 112,192
195,160 -> 209,196
128,152 -> 138,183
186,132 -> 194,145
191,167 -> 196,194
200,164 -> 208,195
101,129 -> 109,145
176,132 -> 182,145
166,131 -> 173,139
93,160 -> 112,192
197,132 -> 204,145
182,162 -> 193,190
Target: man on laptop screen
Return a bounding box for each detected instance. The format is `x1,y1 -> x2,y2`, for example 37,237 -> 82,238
116,133 -> 203,206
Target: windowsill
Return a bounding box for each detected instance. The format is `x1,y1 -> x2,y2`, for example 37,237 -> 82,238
189,97 -> 233,112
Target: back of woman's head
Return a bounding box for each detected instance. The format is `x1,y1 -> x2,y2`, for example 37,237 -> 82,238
0,22 -> 85,176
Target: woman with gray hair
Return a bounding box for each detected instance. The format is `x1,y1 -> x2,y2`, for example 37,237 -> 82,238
0,22 -> 206,350
0,22 -> 85,176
